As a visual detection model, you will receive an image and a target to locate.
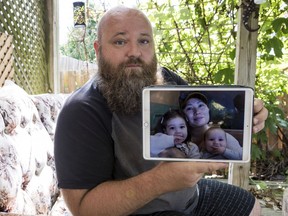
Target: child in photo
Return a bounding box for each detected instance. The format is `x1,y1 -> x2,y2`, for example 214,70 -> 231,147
201,126 -> 242,160
151,109 -> 200,158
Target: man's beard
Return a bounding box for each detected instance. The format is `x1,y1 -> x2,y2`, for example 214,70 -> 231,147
96,52 -> 163,114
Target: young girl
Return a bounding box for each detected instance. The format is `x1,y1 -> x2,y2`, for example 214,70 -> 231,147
151,109 -> 200,158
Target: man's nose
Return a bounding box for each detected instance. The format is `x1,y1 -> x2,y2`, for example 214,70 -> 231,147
127,43 -> 141,58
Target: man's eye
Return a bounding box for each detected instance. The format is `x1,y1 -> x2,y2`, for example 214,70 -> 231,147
140,39 -> 149,44
114,40 -> 125,45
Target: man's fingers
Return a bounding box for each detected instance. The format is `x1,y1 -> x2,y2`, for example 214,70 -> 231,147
195,162 -> 228,173
253,98 -> 268,133
253,98 -> 264,114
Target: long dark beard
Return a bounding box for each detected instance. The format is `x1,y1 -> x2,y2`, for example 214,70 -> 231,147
97,52 -> 163,114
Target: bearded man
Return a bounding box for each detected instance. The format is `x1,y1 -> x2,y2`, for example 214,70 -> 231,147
54,6 -> 267,216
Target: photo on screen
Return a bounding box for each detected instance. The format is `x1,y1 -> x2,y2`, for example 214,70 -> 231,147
142,87 -> 253,162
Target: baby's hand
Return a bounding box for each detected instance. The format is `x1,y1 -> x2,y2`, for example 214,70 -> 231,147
174,135 -> 184,144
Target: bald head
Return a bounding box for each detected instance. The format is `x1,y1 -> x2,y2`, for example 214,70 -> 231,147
97,6 -> 153,43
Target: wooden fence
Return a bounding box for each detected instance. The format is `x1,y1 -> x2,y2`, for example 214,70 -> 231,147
60,70 -> 92,93
59,55 -> 97,93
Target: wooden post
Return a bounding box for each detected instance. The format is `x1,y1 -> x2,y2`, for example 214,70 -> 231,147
228,0 -> 259,189
46,0 -> 60,93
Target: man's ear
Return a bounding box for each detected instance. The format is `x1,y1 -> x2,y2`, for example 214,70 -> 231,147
94,40 -> 100,58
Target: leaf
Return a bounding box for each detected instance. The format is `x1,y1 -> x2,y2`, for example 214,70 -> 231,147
229,48 -> 236,60
251,144 -> 264,160
179,8 -> 190,20
214,68 -> 234,84
256,181 -> 268,190
270,37 -> 284,58
272,18 -> 288,34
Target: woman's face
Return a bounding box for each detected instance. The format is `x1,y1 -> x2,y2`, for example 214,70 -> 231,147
183,98 -> 210,127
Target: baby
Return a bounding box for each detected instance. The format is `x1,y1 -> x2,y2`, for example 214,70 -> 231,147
201,126 -> 242,160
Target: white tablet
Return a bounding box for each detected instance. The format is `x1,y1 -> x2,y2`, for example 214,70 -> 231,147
142,85 -> 254,163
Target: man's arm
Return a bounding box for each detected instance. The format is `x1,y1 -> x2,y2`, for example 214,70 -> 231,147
61,162 -> 227,216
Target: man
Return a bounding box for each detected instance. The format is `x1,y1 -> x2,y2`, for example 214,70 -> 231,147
55,6 -> 268,216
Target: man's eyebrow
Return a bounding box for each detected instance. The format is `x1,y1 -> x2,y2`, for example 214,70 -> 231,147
140,33 -> 152,37
112,32 -> 126,38
111,32 -> 152,38
140,33 -> 153,38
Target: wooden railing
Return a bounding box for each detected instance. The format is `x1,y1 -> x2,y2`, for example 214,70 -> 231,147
0,32 -> 14,86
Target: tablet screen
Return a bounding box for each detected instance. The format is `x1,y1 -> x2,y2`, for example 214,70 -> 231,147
142,85 -> 254,163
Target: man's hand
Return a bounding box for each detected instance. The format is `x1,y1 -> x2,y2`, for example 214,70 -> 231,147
253,98 -> 269,133
151,162 -> 228,192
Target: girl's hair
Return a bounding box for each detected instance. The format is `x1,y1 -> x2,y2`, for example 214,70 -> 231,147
153,109 -> 191,143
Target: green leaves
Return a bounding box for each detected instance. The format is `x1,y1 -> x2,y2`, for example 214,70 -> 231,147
214,68 -> 234,84
270,37 -> 284,58
272,18 -> 288,34
142,0 -> 237,84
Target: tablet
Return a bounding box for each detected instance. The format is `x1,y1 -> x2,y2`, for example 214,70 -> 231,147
142,85 -> 254,163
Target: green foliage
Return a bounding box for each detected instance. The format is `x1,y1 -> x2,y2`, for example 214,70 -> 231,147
255,181 -> 268,190
73,3 -> 86,26
272,18 -> 288,34
141,0 -> 237,85
251,143 -> 265,160
215,68 -> 234,83
60,2 -> 100,63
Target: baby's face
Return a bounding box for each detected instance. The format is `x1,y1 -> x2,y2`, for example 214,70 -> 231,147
205,129 -> 227,152
165,117 -> 188,143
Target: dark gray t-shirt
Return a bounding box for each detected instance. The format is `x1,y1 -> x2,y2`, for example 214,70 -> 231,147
54,68 -> 198,214
112,113 -> 198,214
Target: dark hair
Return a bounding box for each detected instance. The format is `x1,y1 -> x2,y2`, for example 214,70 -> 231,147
153,109 -> 191,143
179,92 -> 208,110
233,94 -> 245,112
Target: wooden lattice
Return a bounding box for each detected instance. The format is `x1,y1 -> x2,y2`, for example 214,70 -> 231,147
0,0 -> 50,94
0,32 -> 14,87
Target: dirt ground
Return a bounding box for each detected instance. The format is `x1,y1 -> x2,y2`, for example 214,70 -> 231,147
250,186 -> 283,214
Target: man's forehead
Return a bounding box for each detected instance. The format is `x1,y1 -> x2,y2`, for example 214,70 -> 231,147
103,19 -> 152,39
98,7 -> 153,39
107,13 -> 150,27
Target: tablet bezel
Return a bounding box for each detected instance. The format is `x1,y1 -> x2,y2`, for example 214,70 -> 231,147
142,85 -> 254,163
